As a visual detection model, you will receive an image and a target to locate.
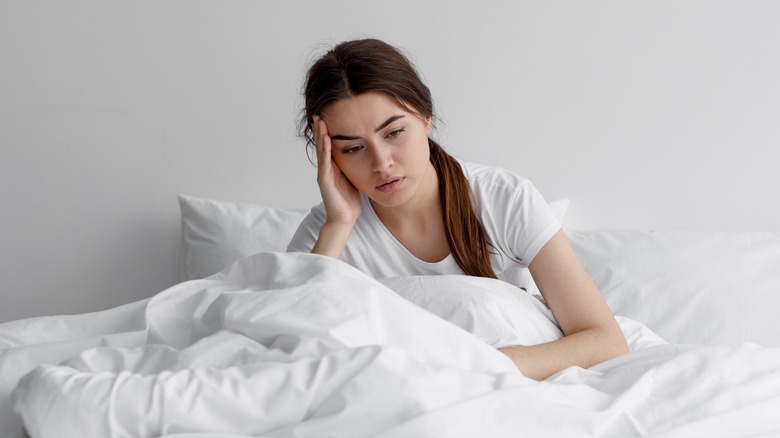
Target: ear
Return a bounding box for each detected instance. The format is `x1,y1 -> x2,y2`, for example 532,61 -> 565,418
425,116 -> 433,136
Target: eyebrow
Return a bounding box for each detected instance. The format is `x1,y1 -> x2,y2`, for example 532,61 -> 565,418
330,115 -> 406,141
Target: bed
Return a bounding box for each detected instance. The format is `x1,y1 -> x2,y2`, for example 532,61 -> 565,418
1,194 -> 779,437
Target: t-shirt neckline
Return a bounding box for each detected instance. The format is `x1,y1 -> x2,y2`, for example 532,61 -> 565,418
360,193 -> 455,267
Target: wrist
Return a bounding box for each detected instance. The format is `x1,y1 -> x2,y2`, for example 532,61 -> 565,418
311,221 -> 354,258
321,220 -> 355,236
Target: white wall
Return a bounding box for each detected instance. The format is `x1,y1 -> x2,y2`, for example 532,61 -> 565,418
1,1 -> 778,323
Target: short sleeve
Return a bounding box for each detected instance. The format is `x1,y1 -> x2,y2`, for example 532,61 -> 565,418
507,181 -> 562,264
467,164 -> 561,267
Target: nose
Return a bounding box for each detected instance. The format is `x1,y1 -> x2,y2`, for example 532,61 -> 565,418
370,144 -> 394,172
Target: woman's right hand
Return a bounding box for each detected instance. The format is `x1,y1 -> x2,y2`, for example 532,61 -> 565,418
312,115 -> 361,227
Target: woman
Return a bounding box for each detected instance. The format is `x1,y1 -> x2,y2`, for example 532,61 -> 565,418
287,38 -> 628,380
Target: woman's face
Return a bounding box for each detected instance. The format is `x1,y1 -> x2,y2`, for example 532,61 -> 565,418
321,92 -> 435,209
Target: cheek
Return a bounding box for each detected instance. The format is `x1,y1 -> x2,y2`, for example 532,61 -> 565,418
333,156 -> 363,183
414,139 -> 431,165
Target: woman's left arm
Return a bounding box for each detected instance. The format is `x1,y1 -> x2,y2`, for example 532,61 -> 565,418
499,229 -> 629,380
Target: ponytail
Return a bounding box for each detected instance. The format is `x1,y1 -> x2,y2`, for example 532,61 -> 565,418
429,139 -> 497,279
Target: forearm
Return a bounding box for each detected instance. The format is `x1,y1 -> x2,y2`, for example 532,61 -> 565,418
311,221 -> 353,258
499,325 -> 628,381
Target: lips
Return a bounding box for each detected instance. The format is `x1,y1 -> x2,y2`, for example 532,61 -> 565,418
376,176 -> 405,193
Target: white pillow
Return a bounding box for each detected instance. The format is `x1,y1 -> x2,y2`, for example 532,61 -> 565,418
567,229 -> 780,347
179,195 -> 568,283
379,275 -> 564,348
178,195 -> 308,280
379,274 -> 665,352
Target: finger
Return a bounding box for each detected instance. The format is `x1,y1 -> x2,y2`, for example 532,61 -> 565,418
317,115 -> 329,137
311,115 -> 321,153
313,117 -> 328,154
311,115 -> 320,137
315,117 -> 331,164
314,119 -> 333,182
312,118 -> 325,164
320,124 -> 332,167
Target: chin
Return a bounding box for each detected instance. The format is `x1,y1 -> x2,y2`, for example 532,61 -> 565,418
368,191 -> 412,209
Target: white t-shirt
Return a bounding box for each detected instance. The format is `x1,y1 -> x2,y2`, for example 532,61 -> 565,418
286,160 -> 561,290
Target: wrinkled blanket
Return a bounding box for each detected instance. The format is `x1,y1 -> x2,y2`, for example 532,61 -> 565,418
3,252 -> 780,438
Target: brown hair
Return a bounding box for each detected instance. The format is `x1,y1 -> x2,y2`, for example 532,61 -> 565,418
299,38 -> 496,279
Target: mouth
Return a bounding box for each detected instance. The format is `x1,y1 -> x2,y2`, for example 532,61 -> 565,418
376,176 -> 405,193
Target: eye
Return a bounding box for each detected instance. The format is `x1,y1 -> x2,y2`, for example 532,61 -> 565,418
386,128 -> 405,138
342,145 -> 364,155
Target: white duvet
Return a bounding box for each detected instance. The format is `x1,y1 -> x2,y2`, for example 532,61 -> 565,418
3,252 -> 780,437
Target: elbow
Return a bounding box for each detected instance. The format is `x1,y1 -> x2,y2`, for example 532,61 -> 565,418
603,324 -> 630,360
580,323 -> 629,367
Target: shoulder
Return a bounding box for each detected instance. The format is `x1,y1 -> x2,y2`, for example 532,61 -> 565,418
457,159 -> 536,201
455,158 -> 561,265
459,159 -> 532,187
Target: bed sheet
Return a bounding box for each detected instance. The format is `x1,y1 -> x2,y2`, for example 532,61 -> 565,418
3,252 -> 780,438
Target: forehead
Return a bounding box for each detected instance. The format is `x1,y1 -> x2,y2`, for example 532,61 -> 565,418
322,92 -> 411,130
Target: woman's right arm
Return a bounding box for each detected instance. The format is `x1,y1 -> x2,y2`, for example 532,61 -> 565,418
310,115 -> 361,258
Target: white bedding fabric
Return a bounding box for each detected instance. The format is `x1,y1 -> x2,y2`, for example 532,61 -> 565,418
568,229 -> 780,347
3,252 -> 780,437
